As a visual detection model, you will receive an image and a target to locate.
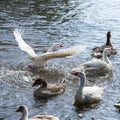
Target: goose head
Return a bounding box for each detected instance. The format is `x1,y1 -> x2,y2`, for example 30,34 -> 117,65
107,31 -> 111,39
16,105 -> 28,120
47,43 -> 63,52
71,71 -> 86,87
103,48 -> 111,56
71,71 -> 85,78
32,78 -> 47,88
106,31 -> 112,46
52,43 -> 63,49
16,105 -> 28,113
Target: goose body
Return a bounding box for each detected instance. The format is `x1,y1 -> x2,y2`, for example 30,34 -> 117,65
73,48 -> 113,76
91,31 -> 117,58
71,72 -> 103,108
14,28 -> 86,68
16,105 -> 59,120
32,78 -> 66,99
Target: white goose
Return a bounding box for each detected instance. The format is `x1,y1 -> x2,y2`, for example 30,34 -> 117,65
71,71 -> 103,108
13,28 -> 86,68
16,105 -> 59,120
72,48 -> 113,76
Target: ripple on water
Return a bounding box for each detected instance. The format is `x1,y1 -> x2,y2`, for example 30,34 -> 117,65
1,0 -> 120,120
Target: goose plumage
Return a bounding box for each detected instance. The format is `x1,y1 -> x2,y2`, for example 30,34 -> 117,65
16,105 -> 59,120
91,31 -> 117,58
13,28 -> 87,68
71,71 -> 103,108
72,48 -> 113,76
32,78 -> 66,99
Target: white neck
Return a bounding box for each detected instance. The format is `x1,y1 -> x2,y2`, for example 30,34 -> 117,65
102,50 -> 112,66
20,108 -> 28,120
47,45 -> 57,52
76,73 -> 85,99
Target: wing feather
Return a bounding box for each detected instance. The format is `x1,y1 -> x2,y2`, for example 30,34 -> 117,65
13,28 -> 37,57
35,44 -> 87,60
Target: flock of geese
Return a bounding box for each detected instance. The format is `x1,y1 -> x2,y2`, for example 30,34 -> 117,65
13,29 -> 120,120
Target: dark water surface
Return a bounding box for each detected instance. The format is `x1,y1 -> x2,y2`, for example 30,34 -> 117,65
0,0 -> 120,120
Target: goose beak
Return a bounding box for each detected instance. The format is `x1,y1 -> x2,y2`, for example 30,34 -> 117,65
72,71 -> 78,76
32,80 -> 38,87
71,67 -> 82,75
71,71 -> 78,76
32,82 -> 35,87
16,108 -> 20,112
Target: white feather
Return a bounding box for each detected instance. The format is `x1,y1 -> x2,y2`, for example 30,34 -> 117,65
14,28 -> 37,57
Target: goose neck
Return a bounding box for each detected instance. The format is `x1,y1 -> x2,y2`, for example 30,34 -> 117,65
102,51 -> 111,66
41,80 -> 48,89
34,86 -> 46,98
106,34 -> 112,47
21,108 -> 28,120
34,80 -> 47,96
47,45 -> 56,52
78,74 -> 85,92
75,74 -> 85,100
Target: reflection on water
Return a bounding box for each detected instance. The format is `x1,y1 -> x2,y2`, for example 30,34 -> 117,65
0,0 -> 120,120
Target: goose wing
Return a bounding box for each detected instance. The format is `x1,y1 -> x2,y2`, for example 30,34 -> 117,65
38,89 -> 64,98
83,86 -> 103,103
82,59 -> 107,70
37,84 -> 65,98
35,44 -> 87,60
47,84 -> 66,92
13,28 -> 37,57
83,86 -> 103,96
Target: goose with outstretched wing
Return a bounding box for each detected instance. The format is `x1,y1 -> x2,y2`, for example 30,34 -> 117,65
14,28 -> 87,68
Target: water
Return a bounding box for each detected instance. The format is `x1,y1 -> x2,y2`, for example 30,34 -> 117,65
0,0 -> 120,119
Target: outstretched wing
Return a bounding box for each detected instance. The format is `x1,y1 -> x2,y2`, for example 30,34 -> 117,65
13,28 -> 37,57
35,44 -> 87,60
